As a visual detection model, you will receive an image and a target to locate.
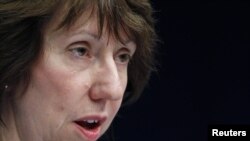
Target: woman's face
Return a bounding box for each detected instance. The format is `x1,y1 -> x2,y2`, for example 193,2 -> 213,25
12,12 -> 136,141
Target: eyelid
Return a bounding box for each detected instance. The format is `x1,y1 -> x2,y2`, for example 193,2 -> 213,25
117,47 -> 132,56
68,41 -> 90,49
123,41 -> 136,53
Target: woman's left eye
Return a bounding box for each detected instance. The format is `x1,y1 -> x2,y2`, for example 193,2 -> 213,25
116,53 -> 131,64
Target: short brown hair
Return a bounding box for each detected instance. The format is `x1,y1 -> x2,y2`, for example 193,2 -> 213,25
0,0 -> 157,124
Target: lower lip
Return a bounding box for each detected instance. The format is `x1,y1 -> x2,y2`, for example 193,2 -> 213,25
74,123 -> 101,141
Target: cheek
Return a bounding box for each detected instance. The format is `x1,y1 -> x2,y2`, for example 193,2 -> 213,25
34,64 -> 68,95
109,68 -> 128,112
118,66 -> 128,90
30,57 -> 88,114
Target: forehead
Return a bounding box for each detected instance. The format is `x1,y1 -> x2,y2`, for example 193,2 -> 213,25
44,5 -> 132,45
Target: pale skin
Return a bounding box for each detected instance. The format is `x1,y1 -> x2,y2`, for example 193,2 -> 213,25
1,11 -> 136,141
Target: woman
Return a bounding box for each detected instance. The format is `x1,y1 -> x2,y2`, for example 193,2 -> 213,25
0,0 -> 157,141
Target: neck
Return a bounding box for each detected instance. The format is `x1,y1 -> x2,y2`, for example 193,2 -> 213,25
0,102 -> 20,141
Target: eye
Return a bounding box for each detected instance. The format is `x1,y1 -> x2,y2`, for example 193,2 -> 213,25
69,47 -> 88,57
115,52 -> 131,64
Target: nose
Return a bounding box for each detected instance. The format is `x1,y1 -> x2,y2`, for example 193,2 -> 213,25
89,57 -> 125,101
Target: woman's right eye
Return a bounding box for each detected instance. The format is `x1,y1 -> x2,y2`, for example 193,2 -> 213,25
69,47 -> 88,57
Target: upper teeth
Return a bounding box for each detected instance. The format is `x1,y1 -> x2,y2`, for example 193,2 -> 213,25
84,120 -> 98,123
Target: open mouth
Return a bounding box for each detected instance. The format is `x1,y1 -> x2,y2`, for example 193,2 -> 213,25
74,120 -> 101,130
74,117 -> 106,140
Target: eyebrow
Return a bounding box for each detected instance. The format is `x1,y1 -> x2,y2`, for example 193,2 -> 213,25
79,29 -> 100,40
75,29 -> 135,46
